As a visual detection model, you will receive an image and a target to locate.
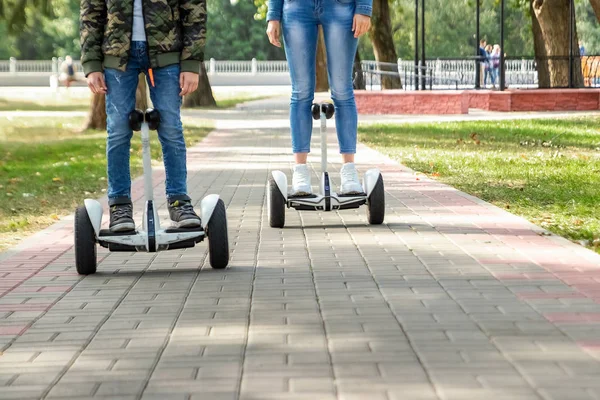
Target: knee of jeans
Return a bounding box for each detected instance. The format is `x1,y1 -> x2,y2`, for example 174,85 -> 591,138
291,84 -> 314,103
330,87 -> 355,102
107,119 -> 133,145
158,124 -> 185,145
331,83 -> 354,101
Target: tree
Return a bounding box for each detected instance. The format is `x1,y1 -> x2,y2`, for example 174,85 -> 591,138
253,0 -> 329,91
84,94 -> 107,130
590,0 -> 600,21
316,26 -> 329,92
206,0 -> 283,60
354,51 -> 366,90
369,0 -> 402,88
83,75 -> 148,130
531,0 -> 584,88
183,62 -> 217,107
0,0 -> 53,34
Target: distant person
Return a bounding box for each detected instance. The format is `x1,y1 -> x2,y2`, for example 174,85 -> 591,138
491,45 -> 501,87
483,44 -> 495,88
478,39 -> 487,88
479,39 -> 487,59
579,42 -> 584,56
59,56 -> 77,89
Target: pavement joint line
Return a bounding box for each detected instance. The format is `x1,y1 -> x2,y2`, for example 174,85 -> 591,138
140,130 -> 252,400
337,205 -> 443,400
298,207 -> 339,398
0,253 -> 112,353
235,128 -> 274,400
382,189 -> 548,399
39,252 -> 157,400
40,129 -> 226,399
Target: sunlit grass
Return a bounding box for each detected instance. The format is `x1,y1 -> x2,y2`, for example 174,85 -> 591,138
359,117 -> 600,252
0,116 -> 213,251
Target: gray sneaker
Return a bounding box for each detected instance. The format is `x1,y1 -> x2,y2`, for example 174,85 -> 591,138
168,199 -> 201,228
109,201 -> 135,232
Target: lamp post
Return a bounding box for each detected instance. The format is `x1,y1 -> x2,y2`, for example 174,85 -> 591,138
475,0 -> 481,89
415,0 -> 419,90
568,0 -> 574,88
499,0 -> 506,91
421,0 -> 426,90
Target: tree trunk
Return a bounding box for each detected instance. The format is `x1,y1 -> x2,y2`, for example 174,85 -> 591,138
315,26 -> 329,92
183,62 -> 217,107
531,1 -> 551,88
531,0 -> 584,88
353,51 -> 366,90
136,73 -> 149,110
369,0 -> 402,89
590,0 -> 600,22
83,74 -> 149,131
84,93 -> 107,130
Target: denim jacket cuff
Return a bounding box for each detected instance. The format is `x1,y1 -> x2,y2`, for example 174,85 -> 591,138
266,11 -> 282,21
355,5 -> 372,17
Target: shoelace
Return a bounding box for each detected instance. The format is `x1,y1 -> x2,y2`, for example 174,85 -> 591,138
111,204 -> 132,219
171,201 -> 197,217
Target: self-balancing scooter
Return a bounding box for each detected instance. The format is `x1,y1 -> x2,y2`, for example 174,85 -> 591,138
74,109 -> 229,275
268,102 -> 385,228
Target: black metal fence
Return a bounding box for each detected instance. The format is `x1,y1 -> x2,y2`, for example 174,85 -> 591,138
356,56 -> 600,91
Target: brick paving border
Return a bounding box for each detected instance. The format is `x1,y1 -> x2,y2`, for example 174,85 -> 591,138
1,116 -> 600,400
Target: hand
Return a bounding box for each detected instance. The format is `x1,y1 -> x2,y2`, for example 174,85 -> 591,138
87,72 -> 107,94
180,72 -> 199,96
353,14 -> 371,38
267,20 -> 282,47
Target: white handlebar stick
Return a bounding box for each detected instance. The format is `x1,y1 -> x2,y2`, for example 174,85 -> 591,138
321,111 -> 327,176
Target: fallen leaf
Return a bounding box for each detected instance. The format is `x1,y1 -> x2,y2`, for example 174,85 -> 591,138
431,172 -> 441,177
52,177 -> 62,183
50,214 -> 59,220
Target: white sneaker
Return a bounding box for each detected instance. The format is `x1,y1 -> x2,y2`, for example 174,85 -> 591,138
340,162 -> 363,194
292,164 -> 312,195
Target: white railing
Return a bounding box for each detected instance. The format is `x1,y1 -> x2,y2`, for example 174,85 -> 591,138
1,57 -> 546,77
8,56 -> 596,89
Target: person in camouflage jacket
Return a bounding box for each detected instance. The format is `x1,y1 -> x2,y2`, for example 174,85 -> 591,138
80,0 -> 207,76
80,0 -> 207,232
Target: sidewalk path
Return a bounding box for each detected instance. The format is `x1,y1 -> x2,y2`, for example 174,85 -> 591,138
1,112 -> 600,400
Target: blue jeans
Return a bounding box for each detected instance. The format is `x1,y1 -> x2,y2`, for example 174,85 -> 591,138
104,41 -> 188,203
484,68 -> 496,86
282,0 -> 359,154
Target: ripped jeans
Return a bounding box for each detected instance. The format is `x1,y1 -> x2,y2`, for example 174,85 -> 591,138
104,41 -> 188,202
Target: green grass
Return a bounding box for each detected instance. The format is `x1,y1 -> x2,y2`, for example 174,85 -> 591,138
0,116 -> 213,251
214,95 -> 270,109
0,98 -> 89,112
0,94 -> 270,112
359,117 -> 600,252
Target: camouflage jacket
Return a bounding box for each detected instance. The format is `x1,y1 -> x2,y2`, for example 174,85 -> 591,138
80,0 -> 206,76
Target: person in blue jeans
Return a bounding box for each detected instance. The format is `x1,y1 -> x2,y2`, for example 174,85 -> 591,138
81,0 -> 204,232
266,0 -> 372,195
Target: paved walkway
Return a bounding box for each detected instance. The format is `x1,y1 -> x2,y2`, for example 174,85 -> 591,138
2,111 -> 600,400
